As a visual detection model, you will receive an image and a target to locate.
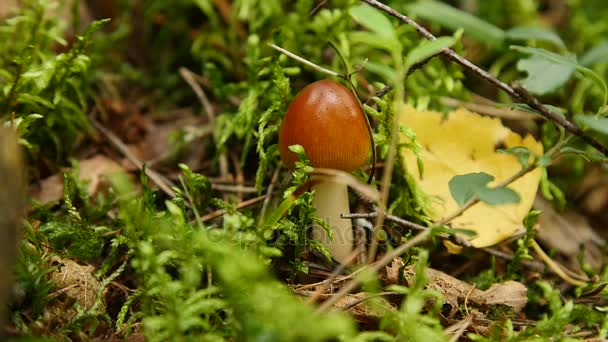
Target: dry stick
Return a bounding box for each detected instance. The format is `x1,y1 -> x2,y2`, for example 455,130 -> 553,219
341,291 -> 400,311
210,183 -> 258,193
230,152 -> 245,201
344,212 -> 546,271
91,119 -> 177,198
307,246 -> 364,305
179,67 -> 216,125
179,67 -> 231,182
268,43 -> 341,78
309,0 -> 328,16
258,167 -> 280,225
440,96 -> 539,121
360,0 -> 608,157
446,316 -> 473,342
200,195 -> 267,222
531,239 -> 586,286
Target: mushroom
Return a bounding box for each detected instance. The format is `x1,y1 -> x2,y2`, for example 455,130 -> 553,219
278,79 -> 371,264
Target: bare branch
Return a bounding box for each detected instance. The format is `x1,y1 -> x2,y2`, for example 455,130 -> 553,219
268,43 -> 341,78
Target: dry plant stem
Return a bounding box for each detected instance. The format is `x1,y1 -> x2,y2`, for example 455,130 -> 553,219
360,0 -> 608,157
446,316 -> 473,342
268,43 -> 341,78
200,195 -> 267,223
531,239 -> 587,286
230,152 -> 245,201
210,184 -> 257,193
343,212 -> 546,270
440,97 -> 539,121
341,291 -> 400,311
306,247 -> 363,305
258,168 -> 279,225
179,67 -> 215,125
91,118 -> 177,198
179,67 -> 231,183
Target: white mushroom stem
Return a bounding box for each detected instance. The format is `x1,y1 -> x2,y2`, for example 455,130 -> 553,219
311,180 -> 353,264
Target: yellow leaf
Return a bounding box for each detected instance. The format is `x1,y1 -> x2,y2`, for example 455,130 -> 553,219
400,105 -> 543,247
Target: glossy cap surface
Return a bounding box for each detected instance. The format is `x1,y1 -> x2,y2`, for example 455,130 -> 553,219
279,80 -> 371,171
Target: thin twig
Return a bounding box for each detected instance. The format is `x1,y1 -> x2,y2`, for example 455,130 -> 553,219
446,316 -> 473,342
268,43 -> 341,78
307,246 -> 364,305
531,239 -> 587,286
359,0 -> 608,157
179,67 -> 216,125
230,152 -> 245,201
340,291 -> 400,311
200,195 -> 267,222
440,97 -> 540,121
309,0 -> 328,16
179,67 -> 231,183
211,183 -> 258,193
91,118 -> 177,198
258,167 -> 280,225
343,212 -> 546,271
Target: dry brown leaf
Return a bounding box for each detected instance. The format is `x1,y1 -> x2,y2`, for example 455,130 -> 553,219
400,105 -> 543,247
470,281 -> 527,312
0,0 -> 18,19
401,264 -> 527,317
333,293 -> 397,323
535,196 -> 605,270
33,155 -> 125,204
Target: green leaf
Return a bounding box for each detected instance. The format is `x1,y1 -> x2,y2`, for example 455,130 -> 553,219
349,31 -> 400,53
581,41 -> 608,66
574,114 -> 608,135
498,146 -> 533,167
505,26 -> 565,49
477,187 -> 521,206
449,172 -> 520,207
407,1 -> 505,45
404,36 -> 455,73
515,53 -> 575,95
512,46 -> 608,110
559,146 -> 607,162
349,4 -> 396,39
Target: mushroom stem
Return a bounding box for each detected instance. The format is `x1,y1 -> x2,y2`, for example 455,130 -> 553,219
311,180 -> 353,264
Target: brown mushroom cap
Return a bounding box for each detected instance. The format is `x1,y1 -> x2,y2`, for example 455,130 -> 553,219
278,79 -> 371,172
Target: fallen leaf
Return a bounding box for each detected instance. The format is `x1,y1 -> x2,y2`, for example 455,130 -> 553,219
470,281 -> 527,312
33,155 -> 125,204
0,0 -> 18,19
402,264 -> 527,317
333,293 -> 397,323
400,105 -> 543,247
535,196 -> 605,270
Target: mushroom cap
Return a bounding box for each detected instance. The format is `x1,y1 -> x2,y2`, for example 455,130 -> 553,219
279,79 -> 371,171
